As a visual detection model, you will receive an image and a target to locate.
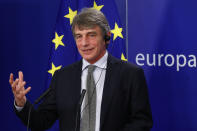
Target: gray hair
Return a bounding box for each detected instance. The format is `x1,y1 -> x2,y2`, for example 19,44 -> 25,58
71,8 -> 111,38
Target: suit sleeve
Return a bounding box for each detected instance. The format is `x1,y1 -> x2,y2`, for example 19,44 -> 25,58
120,68 -> 153,131
14,71 -> 59,131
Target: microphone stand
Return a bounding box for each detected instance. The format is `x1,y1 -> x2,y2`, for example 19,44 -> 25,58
27,87 -> 52,131
74,89 -> 86,131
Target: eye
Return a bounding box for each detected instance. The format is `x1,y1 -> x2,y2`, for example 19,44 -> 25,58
75,35 -> 82,40
90,34 -> 96,37
88,33 -> 96,38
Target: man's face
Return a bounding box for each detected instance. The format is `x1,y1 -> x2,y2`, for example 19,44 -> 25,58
74,25 -> 107,64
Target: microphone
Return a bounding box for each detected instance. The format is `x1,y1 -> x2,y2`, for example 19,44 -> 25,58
75,89 -> 86,131
27,87 -> 52,131
78,89 -> 86,108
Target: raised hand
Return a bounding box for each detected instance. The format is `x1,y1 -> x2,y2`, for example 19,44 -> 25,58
9,71 -> 31,107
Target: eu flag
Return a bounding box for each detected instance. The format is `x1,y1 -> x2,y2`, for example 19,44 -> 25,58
46,0 -> 126,130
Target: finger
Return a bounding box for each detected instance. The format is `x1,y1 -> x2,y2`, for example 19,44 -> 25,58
18,81 -> 26,91
16,87 -> 31,98
9,73 -> 14,85
18,71 -> 24,83
23,86 -> 31,95
18,80 -> 26,90
15,83 -> 24,93
22,81 -> 26,87
15,81 -> 27,94
11,79 -> 19,92
18,72 -> 25,92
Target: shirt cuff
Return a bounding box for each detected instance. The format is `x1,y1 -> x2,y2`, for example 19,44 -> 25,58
14,101 -> 24,112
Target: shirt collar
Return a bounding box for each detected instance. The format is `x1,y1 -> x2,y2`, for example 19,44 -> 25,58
82,51 -> 108,71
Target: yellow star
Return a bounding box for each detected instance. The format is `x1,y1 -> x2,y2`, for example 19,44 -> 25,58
121,53 -> 128,61
93,1 -> 104,11
52,32 -> 65,50
48,63 -> 62,76
64,7 -> 77,24
111,22 -> 123,41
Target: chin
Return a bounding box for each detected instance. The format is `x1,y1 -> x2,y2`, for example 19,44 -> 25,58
84,56 -> 93,62
83,56 -> 96,63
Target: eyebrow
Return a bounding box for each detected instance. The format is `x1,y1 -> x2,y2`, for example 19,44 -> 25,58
74,30 -> 97,36
87,31 -> 97,35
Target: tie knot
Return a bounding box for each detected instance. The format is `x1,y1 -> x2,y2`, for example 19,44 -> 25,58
88,65 -> 96,74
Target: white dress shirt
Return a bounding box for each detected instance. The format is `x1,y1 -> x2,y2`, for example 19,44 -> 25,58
81,51 -> 108,131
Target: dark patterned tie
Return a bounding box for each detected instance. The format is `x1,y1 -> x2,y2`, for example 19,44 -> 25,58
80,65 -> 96,131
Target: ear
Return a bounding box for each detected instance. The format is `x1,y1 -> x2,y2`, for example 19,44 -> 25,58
105,32 -> 111,44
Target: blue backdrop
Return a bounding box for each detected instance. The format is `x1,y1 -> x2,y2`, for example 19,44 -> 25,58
128,0 -> 197,131
1,0 -> 197,131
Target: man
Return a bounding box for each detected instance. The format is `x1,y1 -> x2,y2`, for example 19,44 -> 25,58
9,8 -> 153,131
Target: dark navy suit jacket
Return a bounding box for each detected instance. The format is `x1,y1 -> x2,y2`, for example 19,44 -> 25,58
15,54 -> 153,131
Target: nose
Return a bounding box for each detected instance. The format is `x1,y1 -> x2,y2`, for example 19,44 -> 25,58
81,36 -> 89,47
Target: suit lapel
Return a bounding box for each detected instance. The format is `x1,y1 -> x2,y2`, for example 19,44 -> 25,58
72,60 -> 83,100
100,54 -> 119,129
